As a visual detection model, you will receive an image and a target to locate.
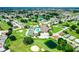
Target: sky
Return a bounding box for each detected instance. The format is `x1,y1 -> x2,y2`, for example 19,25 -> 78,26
0,0 -> 79,7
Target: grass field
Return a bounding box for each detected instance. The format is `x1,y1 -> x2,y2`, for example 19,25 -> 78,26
66,29 -> 79,39
0,20 -> 10,30
64,21 -> 79,39
51,25 -> 62,33
25,21 -> 38,26
8,29 -> 62,52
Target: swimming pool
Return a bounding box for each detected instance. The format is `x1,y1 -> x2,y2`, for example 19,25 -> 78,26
34,27 -> 41,33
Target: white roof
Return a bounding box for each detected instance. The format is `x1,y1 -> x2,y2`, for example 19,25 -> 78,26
64,34 -> 70,38
75,47 -> 79,52
75,39 -> 79,43
69,36 -> 75,40
38,33 -> 49,38
0,33 -> 1,35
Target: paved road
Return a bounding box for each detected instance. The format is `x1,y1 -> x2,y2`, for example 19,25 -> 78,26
0,31 -> 8,52
53,26 -> 79,48
61,36 -> 79,48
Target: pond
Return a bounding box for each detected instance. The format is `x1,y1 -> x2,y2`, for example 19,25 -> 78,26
45,40 -> 57,49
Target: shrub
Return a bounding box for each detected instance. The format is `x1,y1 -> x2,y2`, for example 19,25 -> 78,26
9,35 -> 16,41
58,38 -> 67,46
57,38 -> 67,50
23,36 -> 34,45
76,28 -> 79,34
77,22 -> 79,25
63,31 -> 68,34
63,23 -> 69,27
4,39 -> 11,50
48,30 -> 53,36
64,44 -> 74,52
6,30 -> 12,36
70,25 -> 77,30
7,21 -> 13,27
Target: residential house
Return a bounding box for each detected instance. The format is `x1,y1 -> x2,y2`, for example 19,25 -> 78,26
68,36 -> 75,41
64,34 -> 71,38
27,26 -> 34,36
74,39 -> 79,44
11,20 -> 24,29
38,32 -> 49,38
40,24 -> 49,33
50,17 -> 59,24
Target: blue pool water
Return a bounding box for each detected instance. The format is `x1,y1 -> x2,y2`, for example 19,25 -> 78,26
34,27 -> 40,33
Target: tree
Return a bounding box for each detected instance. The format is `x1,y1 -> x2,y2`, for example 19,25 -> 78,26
57,44 -> 63,50
70,25 -> 77,30
0,26 -> 3,30
58,38 -> 67,46
45,15 -> 50,20
4,39 -> 11,50
8,27 -> 13,31
48,30 -> 53,36
64,44 -> 74,52
59,20 -> 62,24
6,30 -> 12,36
2,15 -> 5,19
9,35 -> 16,41
15,15 -> 22,19
63,23 -> 69,27
34,14 -> 38,20
24,25 -> 30,28
49,13 -> 59,17
20,19 -> 28,23
77,22 -> 79,25
7,21 -> 13,27
67,20 -> 72,22
76,28 -> 79,34
63,31 -> 68,34
57,38 -> 73,52
6,28 -> 13,36
23,36 -> 34,45
57,38 -> 67,50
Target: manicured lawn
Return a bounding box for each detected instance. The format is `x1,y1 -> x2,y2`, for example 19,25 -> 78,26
9,33 -> 63,52
33,38 -> 63,52
7,25 -> 63,52
51,25 -> 62,33
63,21 -> 79,39
62,21 -> 77,27
0,20 -> 10,30
25,21 -> 38,25
5,23 -> 74,52
8,28 -> 62,52
9,29 -> 30,52
66,29 -> 79,39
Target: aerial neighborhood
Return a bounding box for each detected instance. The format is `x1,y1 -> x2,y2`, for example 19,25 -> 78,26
0,7 -> 79,52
